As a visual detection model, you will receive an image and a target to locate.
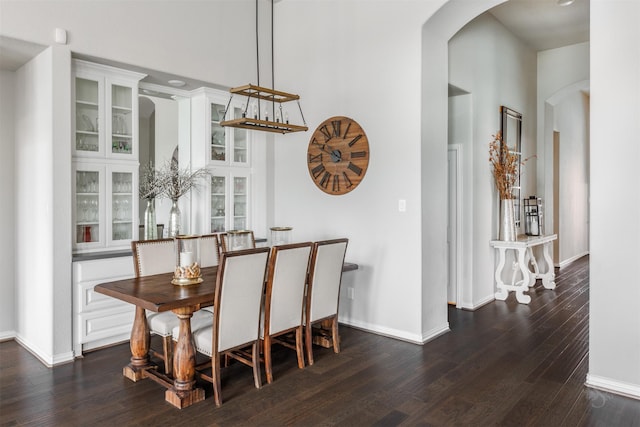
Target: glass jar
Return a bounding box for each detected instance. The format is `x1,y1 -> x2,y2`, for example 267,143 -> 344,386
270,227 -> 292,246
226,230 -> 253,251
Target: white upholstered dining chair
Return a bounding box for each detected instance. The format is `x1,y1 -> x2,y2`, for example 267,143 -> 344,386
177,247 -> 270,407
131,238 -> 212,375
200,233 -> 221,268
199,234 -> 221,314
304,238 -> 348,365
261,242 -> 313,384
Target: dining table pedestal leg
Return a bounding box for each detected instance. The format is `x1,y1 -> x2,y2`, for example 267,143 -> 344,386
123,306 -> 153,382
165,307 -> 205,409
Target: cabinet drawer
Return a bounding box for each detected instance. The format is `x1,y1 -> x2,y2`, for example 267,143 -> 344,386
78,305 -> 135,344
74,257 -> 134,313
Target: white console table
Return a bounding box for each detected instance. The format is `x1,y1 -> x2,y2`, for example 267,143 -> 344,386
490,234 -> 557,304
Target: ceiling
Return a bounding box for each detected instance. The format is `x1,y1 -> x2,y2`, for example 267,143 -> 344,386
0,0 -> 589,83
489,0 -> 589,51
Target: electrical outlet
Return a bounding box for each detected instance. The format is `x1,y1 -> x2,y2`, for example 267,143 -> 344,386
347,287 -> 355,300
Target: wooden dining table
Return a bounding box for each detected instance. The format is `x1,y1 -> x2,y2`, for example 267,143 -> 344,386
95,266 -> 219,408
94,262 -> 359,409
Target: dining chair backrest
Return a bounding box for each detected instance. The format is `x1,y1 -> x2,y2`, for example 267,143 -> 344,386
200,234 -> 221,268
219,230 -> 256,253
264,243 -> 313,334
131,238 -> 175,277
306,238 -> 349,323
215,247 -> 270,352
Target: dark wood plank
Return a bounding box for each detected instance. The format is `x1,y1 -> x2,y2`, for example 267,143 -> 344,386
3,255 -> 640,426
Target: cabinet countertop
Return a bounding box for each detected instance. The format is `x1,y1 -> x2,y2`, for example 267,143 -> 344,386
72,237 -> 269,262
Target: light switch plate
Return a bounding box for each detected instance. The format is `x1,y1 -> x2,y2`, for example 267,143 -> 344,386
398,199 -> 406,212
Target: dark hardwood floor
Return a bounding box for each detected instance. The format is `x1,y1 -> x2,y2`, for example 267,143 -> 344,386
2,255 -> 640,426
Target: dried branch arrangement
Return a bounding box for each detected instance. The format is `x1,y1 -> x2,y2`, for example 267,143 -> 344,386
139,162 -> 165,200
157,161 -> 210,201
489,131 -> 525,200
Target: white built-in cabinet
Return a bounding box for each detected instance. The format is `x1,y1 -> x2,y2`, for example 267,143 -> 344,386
191,89 -> 254,234
72,60 -> 145,253
72,60 -> 144,356
73,256 -> 135,356
73,162 -> 139,252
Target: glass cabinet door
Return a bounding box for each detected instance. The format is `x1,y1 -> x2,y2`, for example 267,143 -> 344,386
74,168 -> 102,248
210,175 -> 226,232
110,84 -> 133,155
232,106 -> 248,164
75,77 -> 102,155
211,102 -> 226,162
209,101 -> 250,165
110,170 -> 134,243
233,176 -> 248,230
209,173 -> 250,233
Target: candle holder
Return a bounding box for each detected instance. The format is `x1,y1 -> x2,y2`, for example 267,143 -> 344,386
270,226 -> 292,246
172,235 -> 203,286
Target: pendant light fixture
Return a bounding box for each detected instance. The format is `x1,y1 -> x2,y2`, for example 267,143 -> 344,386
220,0 -> 307,134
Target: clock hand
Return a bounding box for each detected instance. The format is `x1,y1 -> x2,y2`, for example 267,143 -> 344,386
312,141 -> 342,163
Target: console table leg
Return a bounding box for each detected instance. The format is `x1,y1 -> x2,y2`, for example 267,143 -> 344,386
526,247 -> 538,287
541,242 -> 556,289
515,248 -> 532,304
494,247 -> 509,301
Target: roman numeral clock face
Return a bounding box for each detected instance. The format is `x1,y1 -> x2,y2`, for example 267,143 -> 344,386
307,116 -> 370,195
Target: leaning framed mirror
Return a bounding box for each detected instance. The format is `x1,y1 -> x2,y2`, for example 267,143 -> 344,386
500,106 -> 522,226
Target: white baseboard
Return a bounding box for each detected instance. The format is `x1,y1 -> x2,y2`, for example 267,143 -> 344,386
586,373 -> 640,400
14,334 -> 75,367
557,251 -> 590,269
0,330 -> 16,341
458,294 -> 495,311
339,316 -> 450,345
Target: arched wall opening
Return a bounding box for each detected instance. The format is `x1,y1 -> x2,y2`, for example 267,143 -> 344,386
419,0 -> 507,335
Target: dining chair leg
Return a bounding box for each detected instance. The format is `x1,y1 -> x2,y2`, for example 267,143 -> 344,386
212,354 -> 222,407
295,326 -> 305,369
162,335 -> 173,375
331,316 -> 340,354
264,336 -> 273,384
252,341 -> 262,389
305,323 -> 314,366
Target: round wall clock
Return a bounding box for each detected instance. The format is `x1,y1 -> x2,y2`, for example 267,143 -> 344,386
307,116 -> 370,195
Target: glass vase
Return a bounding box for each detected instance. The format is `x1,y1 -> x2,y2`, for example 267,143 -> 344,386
168,199 -> 181,237
144,198 -> 157,240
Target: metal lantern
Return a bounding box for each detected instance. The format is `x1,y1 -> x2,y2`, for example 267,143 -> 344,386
270,226 -> 292,246
524,196 -> 543,236
172,235 -> 203,285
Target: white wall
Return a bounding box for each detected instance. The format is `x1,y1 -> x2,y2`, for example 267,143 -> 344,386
448,12 -> 537,308
274,1 -> 446,342
0,70 -> 16,339
554,90 -> 589,265
537,42 -> 590,266
13,46 -> 73,364
588,0 -> 640,399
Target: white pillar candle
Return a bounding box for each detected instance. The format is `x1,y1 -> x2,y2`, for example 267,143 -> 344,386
180,251 -> 194,267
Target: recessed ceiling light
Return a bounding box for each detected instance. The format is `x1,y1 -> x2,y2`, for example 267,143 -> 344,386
168,79 -> 186,87
557,0 -> 574,6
